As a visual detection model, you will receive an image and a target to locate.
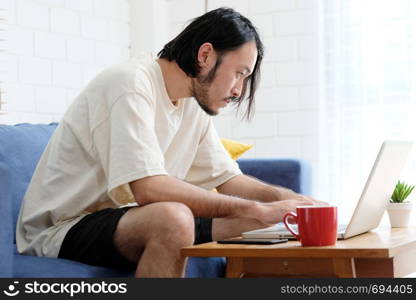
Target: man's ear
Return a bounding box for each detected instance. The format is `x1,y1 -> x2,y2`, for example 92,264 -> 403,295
197,42 -> 216,68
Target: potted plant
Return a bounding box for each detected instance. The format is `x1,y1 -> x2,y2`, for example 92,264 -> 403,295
387,181 -> 415,227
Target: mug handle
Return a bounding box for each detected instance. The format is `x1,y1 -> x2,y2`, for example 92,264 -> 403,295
283,212 -> 300,240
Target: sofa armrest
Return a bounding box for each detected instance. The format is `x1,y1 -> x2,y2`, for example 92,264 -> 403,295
236,158 -> 312,195
0,162 -> 13,277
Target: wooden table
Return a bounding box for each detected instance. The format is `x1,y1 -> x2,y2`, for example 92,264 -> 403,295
182,227 -> 416,278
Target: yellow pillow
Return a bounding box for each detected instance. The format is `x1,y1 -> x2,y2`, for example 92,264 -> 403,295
212,139 -> 252,192
220,138 -> 253,160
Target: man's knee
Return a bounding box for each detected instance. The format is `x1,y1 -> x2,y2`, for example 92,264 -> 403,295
149,202 -> 195,245
113,202 -> 195,261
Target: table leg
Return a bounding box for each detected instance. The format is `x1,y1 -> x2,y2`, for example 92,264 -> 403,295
332,258 -> 357,278
226,258 -> 244,278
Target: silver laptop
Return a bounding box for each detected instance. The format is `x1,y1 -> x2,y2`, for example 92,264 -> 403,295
242,140 -> 413,240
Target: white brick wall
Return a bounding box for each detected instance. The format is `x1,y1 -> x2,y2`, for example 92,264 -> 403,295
35,87 -> 67,114
16,1 -> 50,30
66,38 -> 94,63
167,0 -> 206,23
35,32 -> 66,59
81,15 -> 107,40
4,84 -> 36,112
164,0 -> 320,195
19,57 -> 52,85
0,0 -> 130,124
51,8 -> 81,35
52,61 -> 83,88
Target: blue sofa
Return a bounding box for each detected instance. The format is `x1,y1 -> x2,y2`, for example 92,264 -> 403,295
0,123 -> 311,278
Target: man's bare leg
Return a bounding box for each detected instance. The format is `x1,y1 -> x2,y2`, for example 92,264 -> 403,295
113,202 -> 195,278
212,217 -> 269,241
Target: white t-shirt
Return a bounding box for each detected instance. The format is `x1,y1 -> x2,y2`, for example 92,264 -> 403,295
16,56 -> 242,258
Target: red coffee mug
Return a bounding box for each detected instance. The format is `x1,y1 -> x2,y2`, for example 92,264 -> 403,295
283,206 -> 338,246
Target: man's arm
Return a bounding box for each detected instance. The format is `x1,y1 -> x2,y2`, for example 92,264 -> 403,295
130,175 -> 254,219
216,174 -> 322,204
129,175 -> 314,225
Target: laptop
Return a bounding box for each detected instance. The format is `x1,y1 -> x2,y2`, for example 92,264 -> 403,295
242,140 -> 413,240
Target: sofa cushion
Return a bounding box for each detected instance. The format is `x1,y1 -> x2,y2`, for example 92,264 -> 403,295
237,158 -> 311,195
0,162 -> 13,277
0,123 -> 58,238
13,246 -> 225,278
13,249 -> 134,278
185,257 -> 226,278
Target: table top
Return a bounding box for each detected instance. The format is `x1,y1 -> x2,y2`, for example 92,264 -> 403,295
182,227 -> 416,259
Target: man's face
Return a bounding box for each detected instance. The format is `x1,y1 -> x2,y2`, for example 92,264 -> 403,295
191,42 -> 258,116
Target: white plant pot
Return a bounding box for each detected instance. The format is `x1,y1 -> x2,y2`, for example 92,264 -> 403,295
387,202 -> 413,228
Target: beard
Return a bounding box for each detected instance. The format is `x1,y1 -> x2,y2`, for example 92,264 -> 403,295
191,77 -> 216,116
190,69 -> 217,115
190,56 -> 223,116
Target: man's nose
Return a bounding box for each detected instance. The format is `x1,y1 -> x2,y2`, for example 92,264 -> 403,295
231,84 -> 242,98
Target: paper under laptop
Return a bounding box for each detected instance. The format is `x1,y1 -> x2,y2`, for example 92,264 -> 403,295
242,141 -> 413,240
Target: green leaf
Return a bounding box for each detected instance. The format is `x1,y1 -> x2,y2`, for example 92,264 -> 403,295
390,181 -> 415,203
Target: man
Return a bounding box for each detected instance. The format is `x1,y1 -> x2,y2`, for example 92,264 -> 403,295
17,7 -> 321,277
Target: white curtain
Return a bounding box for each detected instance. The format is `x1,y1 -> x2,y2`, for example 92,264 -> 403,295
319,0 -> 416,223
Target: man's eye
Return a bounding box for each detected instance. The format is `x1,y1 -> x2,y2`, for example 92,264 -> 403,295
237,72 -> 244,77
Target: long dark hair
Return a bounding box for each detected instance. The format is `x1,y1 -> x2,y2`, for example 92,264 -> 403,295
158,7 -> 264,121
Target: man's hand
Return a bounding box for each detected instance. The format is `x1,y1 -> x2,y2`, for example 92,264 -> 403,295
250,198 -> 315,226
278,186 -> 328,206
287,194 -> 328,206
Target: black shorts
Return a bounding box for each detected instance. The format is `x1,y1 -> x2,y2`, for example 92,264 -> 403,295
57,206 -> 213,271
